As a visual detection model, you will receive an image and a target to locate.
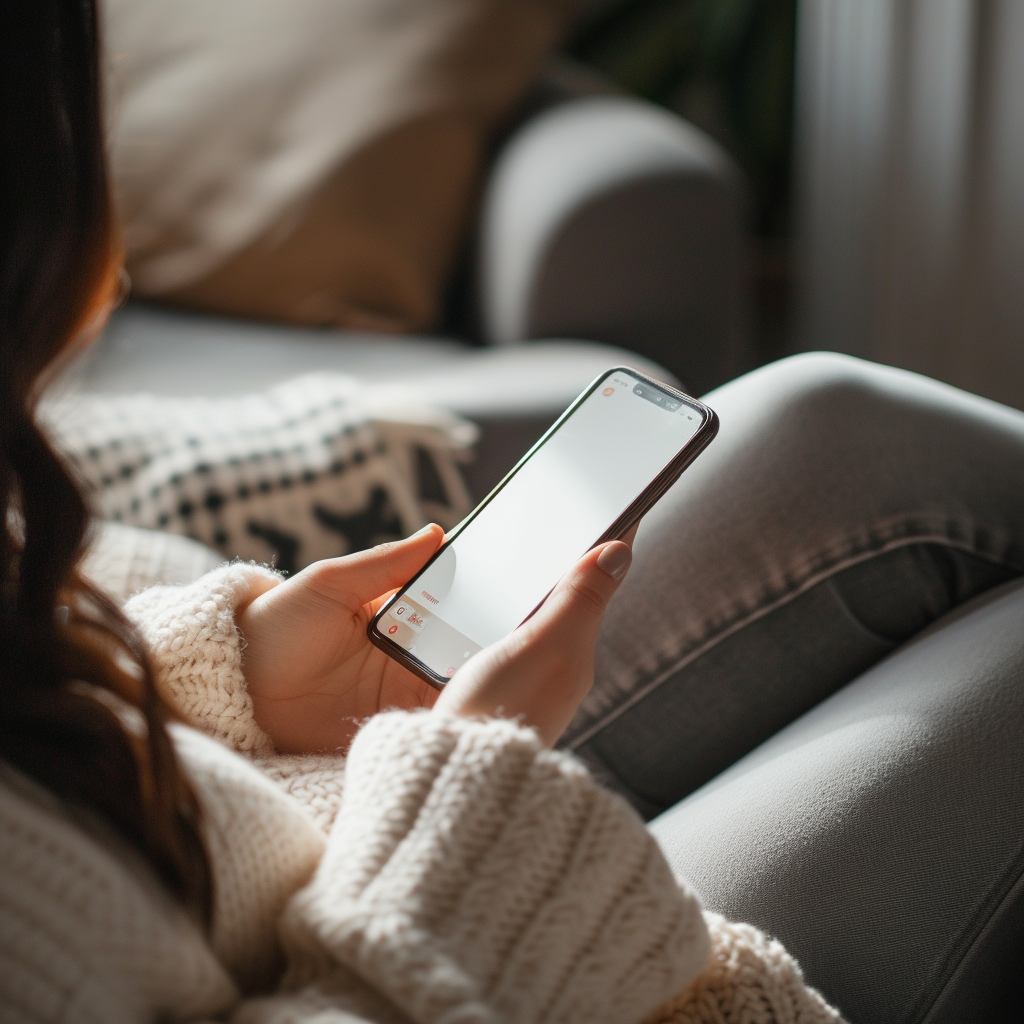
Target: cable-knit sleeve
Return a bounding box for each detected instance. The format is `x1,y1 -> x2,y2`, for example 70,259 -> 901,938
242,710 -> 711,1024
646,914 -> 845,1024
124,563 -> 282,756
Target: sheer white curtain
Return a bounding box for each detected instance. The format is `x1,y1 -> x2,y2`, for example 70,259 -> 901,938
794,0 -> 1024,410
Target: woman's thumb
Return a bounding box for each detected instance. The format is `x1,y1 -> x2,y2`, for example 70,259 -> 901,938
538,540 -> 632,633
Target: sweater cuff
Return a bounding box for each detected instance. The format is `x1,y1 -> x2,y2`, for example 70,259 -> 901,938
647,913 -> 846,1024
280,710 -> 710,1024
124,562 -> 282,756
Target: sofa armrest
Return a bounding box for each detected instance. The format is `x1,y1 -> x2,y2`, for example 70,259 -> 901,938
477,96 -> 752,394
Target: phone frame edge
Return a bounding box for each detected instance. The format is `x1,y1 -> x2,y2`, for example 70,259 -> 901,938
367,366 -> 719,689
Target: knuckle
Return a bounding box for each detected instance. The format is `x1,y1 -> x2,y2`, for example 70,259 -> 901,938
371,538 -> 400,559
300,560 -> 337,589
567,573 -> 609,616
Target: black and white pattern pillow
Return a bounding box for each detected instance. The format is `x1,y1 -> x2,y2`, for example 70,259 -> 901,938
45,375 -> 476,574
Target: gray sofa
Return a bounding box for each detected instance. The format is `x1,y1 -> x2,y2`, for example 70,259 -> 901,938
651,577 -> 1024,1024
68,92 -> 750,504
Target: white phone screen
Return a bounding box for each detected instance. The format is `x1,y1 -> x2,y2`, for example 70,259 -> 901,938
375,369 -> 707,679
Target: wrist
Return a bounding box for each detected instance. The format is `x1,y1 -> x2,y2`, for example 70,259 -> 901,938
124,561 -> 282,754
433,664 -> 576,748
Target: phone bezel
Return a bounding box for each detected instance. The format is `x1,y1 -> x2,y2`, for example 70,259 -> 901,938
367,366 -> 719,688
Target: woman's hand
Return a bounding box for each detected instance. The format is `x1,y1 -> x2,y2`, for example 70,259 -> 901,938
236,524 -> 445,753
434,537 -> 633,747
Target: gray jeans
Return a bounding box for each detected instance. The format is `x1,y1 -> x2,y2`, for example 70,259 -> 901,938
565,352 -> 1024,1023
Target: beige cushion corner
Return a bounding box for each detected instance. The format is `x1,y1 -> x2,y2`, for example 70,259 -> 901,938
107,0 -> 577,334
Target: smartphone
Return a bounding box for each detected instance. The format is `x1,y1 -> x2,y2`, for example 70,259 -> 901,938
368,367 -> 718,687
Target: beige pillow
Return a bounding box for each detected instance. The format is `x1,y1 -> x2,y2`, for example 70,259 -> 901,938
105,0 -> 575,333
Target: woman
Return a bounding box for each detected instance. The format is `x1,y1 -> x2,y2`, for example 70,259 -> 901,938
4,3 -> 1024,1023
0,3 -> 842,1021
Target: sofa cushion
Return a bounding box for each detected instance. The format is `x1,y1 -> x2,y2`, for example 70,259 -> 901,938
649,577 -> 1024,1024
105,0 -> 573,332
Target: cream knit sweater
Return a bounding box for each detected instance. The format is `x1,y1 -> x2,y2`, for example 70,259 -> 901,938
0,561 -> 845,1024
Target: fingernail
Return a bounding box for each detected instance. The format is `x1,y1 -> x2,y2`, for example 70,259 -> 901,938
596,543 -> 631,580
411,524 -> 437,538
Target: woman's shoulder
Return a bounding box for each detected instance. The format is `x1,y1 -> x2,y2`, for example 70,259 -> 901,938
0,752 -> 237,1020
0,727 -> 328,1008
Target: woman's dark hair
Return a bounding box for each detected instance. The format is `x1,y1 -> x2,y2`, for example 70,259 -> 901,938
0,1 -> 211,918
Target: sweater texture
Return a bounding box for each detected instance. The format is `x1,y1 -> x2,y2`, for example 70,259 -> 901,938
0,547 -> 846,1023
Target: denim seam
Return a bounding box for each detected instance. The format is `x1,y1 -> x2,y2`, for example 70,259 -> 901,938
567,530 -> 1024,751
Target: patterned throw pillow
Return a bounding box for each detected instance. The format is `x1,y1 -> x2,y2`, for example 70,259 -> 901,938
45,375 -> 477,575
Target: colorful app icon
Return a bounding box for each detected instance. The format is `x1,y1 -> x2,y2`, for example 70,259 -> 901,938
602,387 -> 614,396
387,624 -> 398,635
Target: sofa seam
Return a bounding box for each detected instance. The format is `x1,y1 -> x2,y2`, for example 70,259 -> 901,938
913,835 -> 1024,1024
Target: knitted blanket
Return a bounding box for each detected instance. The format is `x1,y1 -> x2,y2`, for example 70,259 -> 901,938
44,374 -> 477,574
